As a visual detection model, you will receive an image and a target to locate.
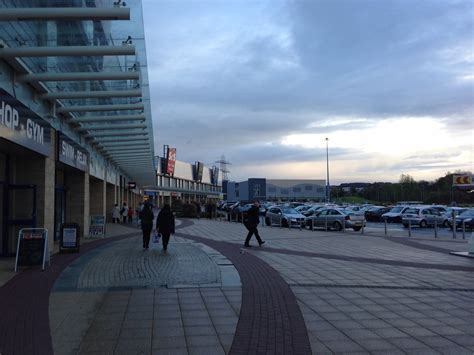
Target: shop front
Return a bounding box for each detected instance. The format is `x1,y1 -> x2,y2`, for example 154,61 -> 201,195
0,89 -> 54,256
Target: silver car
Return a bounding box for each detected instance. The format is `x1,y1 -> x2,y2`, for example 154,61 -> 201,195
305,208 -> 366,231
265,206 -> 306,228
401,207 -> 445,228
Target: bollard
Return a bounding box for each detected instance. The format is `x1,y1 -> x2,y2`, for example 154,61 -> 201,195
288,219 -> 291,230
342,218 -> 345,233
311,220 -> 314,231
462,220 -> 466,240
434,220 -> 438,238
280,217 -> 282,228
452,222 -> 456,239
408,219 -> 412,237
325,217 -> 328,232
384,219 -> 387,236
299,220 -> 302,231
361,222 -> 364,234
241,213 -> 244,224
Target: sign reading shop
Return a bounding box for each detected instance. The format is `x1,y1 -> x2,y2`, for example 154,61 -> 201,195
0,89 -> 53,157
58,133 -> 89,172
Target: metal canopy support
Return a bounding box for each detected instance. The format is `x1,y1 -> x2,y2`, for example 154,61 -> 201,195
72,114 -> 146,123
91,131 -> 148,138
100,142 -> 150,148
0,45 -> 135,58
0,7 -> 130,21
58,103 -> 144,113
105,147 -> 151,152
40,89 -> 142,100
19,71 -> 139,82
78,123 -> 147,131
94,137 -> 149,143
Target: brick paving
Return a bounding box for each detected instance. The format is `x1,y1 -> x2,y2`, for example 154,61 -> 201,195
176,219 -> 312,355
2,217 -> 474,355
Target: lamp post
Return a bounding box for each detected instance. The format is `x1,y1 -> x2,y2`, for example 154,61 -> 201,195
326,137 -> 330,202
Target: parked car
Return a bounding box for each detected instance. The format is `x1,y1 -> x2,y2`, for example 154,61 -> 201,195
382,206 -> 411,223
448,208 -> 474,231
295,205 -> 312,213
305,208 -> 366,231
265,206 -> 306,227
365,206 -> 391,222
438,207 -> 467,227
401,207 -> 445,228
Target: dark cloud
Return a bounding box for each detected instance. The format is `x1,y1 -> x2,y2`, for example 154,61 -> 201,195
143,0 -> 473,182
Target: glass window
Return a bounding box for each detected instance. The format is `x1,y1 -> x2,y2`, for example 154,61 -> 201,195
281,189 -> 289,195
317,187 -> 324,193
305,185 -> 312,191
293,187 -> 301,193
268,187 -> 276,193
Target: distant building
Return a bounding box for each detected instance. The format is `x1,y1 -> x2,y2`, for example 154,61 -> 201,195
151,157 -> 222,206
339,183 -> 371,193
224,178 -> 326,202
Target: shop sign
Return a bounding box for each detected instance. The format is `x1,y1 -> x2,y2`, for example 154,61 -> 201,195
0,89 -> 53,157
58,133 -> 89,172
89,156 -> 105,180
144,190 -> 157,196
128,181 -> 137,189
89,215 -> 106,238
166,147 -> 177,175
15,228 -> 50,271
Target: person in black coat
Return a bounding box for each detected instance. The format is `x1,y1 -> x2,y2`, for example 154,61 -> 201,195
139,203 -> 155,249
156,204 -> 175,253
244,200 -> 265,247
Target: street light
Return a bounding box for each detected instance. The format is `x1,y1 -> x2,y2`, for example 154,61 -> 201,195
326,137 -> 330,202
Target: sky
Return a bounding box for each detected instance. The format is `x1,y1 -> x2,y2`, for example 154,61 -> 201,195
142,0 -> 473,184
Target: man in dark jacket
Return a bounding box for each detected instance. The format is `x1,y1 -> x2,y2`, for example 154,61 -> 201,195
156,204 -> 175,253
139,203 -> 154,249
244,200 -> 265,247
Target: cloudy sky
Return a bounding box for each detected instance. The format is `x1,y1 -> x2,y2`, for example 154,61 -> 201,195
143,0 -> 473,184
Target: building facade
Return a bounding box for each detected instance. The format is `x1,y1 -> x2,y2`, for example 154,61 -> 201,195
0,1 -> 155,256
224,178 -> 326,202
151,156 -> 222,206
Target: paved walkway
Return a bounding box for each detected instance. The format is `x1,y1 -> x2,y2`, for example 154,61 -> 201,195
0,218 -> 473,354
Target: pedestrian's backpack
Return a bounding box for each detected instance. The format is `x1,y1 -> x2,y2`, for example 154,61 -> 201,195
120,207 -> 125,214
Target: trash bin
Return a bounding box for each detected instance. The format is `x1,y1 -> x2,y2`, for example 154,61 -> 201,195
60,223 -> 80,253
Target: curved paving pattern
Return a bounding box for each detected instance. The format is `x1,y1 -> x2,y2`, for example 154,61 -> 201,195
0,231 -> 140,355
176,219 -> 312,354
54,237 -> 221,291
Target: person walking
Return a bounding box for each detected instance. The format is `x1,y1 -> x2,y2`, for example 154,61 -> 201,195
121,203 -> 128,224
139,203 -> 154,250
244,200 -> 265,247
127,206 -> 134,224
155,204 -> 175,253
111,204 -> 120,223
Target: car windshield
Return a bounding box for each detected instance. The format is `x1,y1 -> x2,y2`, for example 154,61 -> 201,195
281,207 -> 298,214
459,209 -> 474,217
390,207 -> 404,213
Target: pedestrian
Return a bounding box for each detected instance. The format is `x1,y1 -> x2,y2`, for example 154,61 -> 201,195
196,201 -> 201,219
155,204 -> 175,253
121,203 -> 128,224
139,202 -> 154,250
136,202 -> 143,226
244,200 -> 265,247
111,204 -> 120,223
127,206 -> 134,224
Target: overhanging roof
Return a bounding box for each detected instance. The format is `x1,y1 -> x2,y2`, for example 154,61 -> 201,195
0,2 -> 156,187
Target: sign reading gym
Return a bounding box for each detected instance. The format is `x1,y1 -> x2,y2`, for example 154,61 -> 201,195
0,88 -> 53,157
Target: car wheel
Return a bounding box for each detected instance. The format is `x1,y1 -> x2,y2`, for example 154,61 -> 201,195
265,217 -> 271,226
282,219 -> 289,228
419,220 -> 427,228
442,220 -> 448,228
403,223 -> 408,228
353,226 -> 362,231
333,221 -> 342,231
307,220 -> 313,229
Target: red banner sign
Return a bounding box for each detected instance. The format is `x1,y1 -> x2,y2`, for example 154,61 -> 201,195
166,148 -> 176,175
